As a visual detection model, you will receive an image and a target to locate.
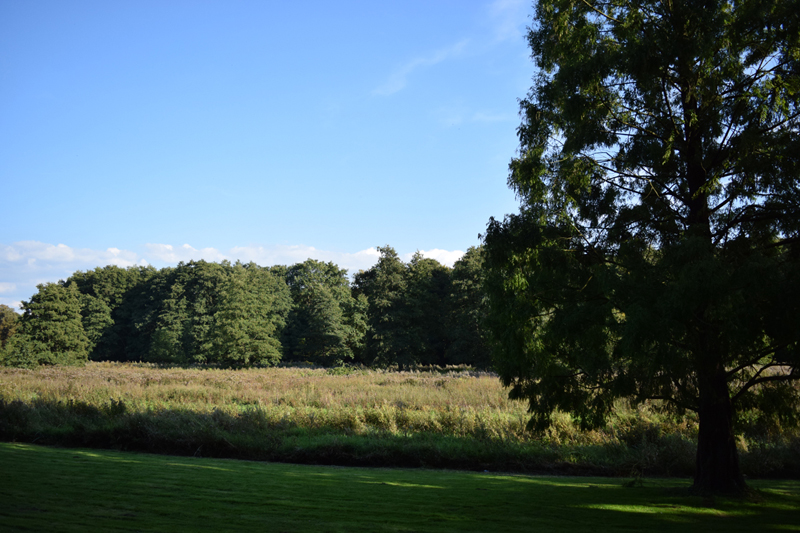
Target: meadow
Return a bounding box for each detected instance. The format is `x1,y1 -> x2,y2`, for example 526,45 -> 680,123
1,362 -> 797,478
2,442 -> 799,532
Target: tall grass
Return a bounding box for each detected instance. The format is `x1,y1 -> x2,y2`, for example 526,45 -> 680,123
1,363 -> 797,477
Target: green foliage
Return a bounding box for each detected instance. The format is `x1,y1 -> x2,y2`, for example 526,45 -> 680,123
0,334 -> 45,369
403,252 -> 452,367
0,304 -> 18,349
284,259 -> 364,366
355,247 -> 453,368
446,246 -> 492,368
354,246 -> 492,369
483,0 -> 800,494
67,265 -> 159,361
2,282 -> 90,367
210,262 -> 291,367
148,275 -> 190,364
157,261 -> 224,363
354,246 -> 409,367
10,249 -> 494,370
61,261 -> 293,367
78,293 -> 114,355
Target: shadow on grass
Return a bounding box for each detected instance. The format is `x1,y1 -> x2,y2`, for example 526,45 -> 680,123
1,442 -> 798,532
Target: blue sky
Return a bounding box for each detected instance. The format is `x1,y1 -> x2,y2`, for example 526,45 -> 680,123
1,0 -> 532,309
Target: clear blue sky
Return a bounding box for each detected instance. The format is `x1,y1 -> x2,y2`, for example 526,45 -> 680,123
1,0 -> 532,309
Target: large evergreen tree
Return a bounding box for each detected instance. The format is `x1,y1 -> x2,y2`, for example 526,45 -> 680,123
483,0 -> 799,494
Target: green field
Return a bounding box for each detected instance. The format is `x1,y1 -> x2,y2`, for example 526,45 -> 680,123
1,442 -> 798,532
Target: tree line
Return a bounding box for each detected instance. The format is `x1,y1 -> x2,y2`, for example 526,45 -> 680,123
0,246 -> 490,369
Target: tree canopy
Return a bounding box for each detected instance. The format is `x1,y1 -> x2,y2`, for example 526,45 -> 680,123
2,250 -> 492,371
483,0 -> 799,494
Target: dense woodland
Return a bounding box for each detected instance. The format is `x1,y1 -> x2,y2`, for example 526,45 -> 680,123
0,246 -> 491,370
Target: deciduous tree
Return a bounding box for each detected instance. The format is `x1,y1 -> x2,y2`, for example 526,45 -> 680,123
0,304 -> 19,349
446,246 -> 492,368
283,259 -> 364,365
354,246 -> 409,368
209,262 -> 291,367
5,282 -> 90,366
403,252 -> 452,367
483,0 -> 800,494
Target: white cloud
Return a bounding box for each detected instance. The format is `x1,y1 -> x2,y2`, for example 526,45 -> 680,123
0,241 -> 466,311
401,248 -> 465,267
144,243 -> 228,264
2,241 -> 142,268
145,243 -> 384,274
2,301 -> 22,312
227,245 -> 382,274
0,242 -> 148,310
421,248 -> 465,267
374,39 -> 469,96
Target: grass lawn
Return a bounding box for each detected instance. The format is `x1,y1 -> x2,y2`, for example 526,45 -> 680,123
1,442 -> 798,532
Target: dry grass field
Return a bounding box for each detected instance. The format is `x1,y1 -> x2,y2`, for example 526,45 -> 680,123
0,362 -> 796,477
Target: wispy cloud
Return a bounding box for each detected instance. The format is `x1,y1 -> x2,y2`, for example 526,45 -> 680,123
374,39 -> 469,96
434,104 -> 514,127
488,0 -> 528,42
0,282 -> 16,294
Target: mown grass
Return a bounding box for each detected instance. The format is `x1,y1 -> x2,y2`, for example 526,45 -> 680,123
1,442 -> 798,532
0,363 -> 798,477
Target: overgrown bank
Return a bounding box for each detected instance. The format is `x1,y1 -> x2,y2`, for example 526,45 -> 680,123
1,363 -> 797,477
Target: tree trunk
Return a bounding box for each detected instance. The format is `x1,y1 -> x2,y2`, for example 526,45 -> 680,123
693,368 -> 747,494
